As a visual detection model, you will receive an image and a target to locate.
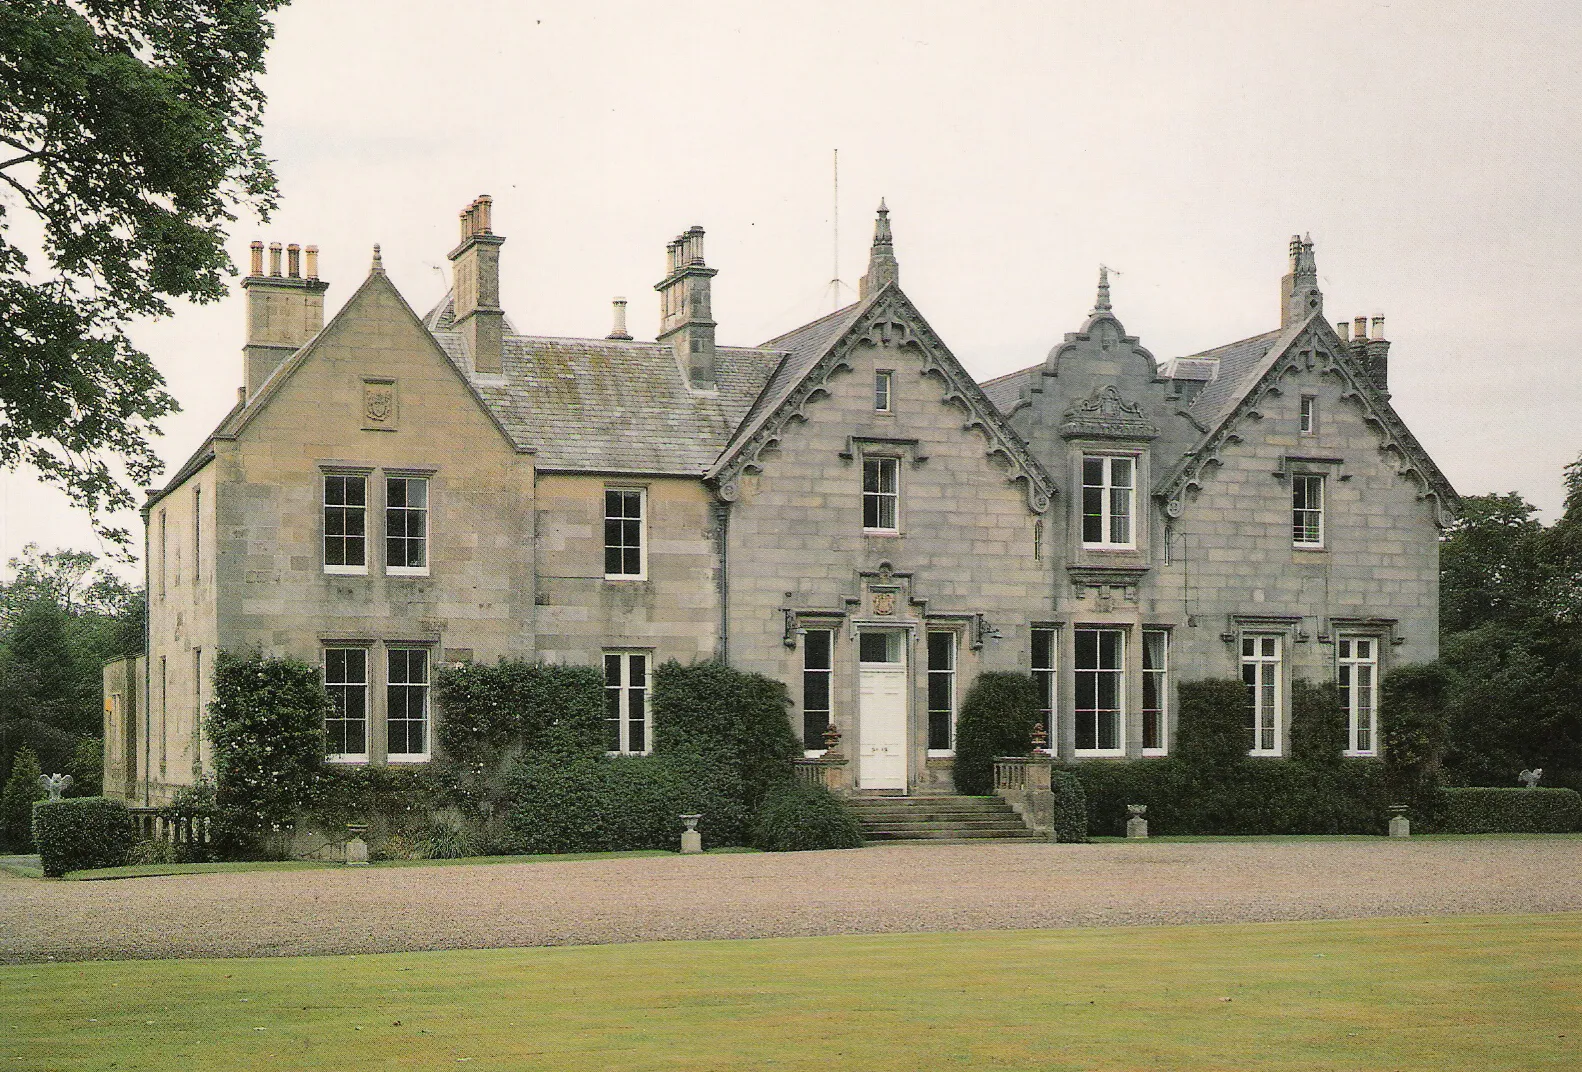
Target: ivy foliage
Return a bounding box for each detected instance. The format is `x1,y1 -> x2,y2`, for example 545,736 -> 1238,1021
953,672 -> 1041,795
652,660 -> 800,810
1172,679 -> 1250,770
435,660 -> 604,770
1289,678 -> 1346,765
0,3 -> 289,543
205,650 -> 329,850
1381,662 -> 1450,819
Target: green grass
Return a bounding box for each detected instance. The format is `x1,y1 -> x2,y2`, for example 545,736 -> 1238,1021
3,913 -> 1579,1070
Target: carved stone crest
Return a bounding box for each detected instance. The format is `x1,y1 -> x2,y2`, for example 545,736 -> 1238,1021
1059,384 -> 1159,441
872,590 -> 897,615
362,379 -> 397,430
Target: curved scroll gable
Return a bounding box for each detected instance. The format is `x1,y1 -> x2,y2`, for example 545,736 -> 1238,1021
712,285 -> 1057,514
1159,325 -> 1460,525
1045,313 -> 1162,379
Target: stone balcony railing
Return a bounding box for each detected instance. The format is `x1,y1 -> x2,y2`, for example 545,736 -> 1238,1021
992,755 -> 1056,838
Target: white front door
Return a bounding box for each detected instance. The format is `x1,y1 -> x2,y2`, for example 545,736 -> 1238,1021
858,631 -> 908,790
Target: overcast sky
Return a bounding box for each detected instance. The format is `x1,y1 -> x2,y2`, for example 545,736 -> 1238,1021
4,0 -> 1580,579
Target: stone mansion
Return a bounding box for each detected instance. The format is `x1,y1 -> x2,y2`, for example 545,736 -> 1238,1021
103,196 -> 1458,804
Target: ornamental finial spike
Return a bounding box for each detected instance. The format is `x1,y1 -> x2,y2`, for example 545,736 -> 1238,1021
1094,265 -> 1112,313
371,243 -> 383,271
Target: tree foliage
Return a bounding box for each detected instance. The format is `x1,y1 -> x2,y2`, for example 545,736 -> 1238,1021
0,545 -> 142,784
952,671 -> 1040,796
0,2 -> 287,543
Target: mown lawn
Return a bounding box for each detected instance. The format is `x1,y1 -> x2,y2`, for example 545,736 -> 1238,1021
3,913 -> 1578,1071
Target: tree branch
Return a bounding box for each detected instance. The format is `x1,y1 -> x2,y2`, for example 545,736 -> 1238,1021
0,152 -> 41,171
0,170 -> 49,217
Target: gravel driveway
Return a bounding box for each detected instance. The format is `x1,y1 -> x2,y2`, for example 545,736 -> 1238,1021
3,837 -> 1580,964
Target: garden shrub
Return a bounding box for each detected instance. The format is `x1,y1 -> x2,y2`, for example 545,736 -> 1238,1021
1,745 -> 45,851
1070,758 -> 1386,837
503,752 -> 747,854
1049,769 -> 1088,843
953,672 -> 1041,796
653,660 -> 800,809
1436,787 -> 1582,833
435,660 -> 605,769
750,781 -> 864,851
1289,679 -> 1346,765
67,737 -> 104,798
31,796 -> 135,876
1382,662 -> 1450,824
205,651 -> 332,857
1173,679 -> 1251,770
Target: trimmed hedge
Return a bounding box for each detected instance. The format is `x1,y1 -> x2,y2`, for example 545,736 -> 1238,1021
1437,788 -> 1582,834
502,753 -> 747,854
32,796 -> 135,876
750,782 -> 864,852
953,672 -> 1041,796
1071,757 -> 1388,837
653,660 -> 801,810
1049,769 -> 1088,843
1174,680 -> 1250,770
435,660 -> 605,768
1289,679 -> 1346,765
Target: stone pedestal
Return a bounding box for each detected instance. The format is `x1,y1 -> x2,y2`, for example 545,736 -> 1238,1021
345,837 -> 369,865
1388,815 -> 1410,838
680,813 -> 703,854
1126,816 -> 1149,839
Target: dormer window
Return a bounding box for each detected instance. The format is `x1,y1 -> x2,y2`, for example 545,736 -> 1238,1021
1082,455 -> 1135,548
874,370 -> 893,412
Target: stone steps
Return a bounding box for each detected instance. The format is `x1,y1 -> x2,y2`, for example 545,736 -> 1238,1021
845,795 -> 1039,842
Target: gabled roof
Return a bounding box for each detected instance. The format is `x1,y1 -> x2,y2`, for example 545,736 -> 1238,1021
424,294 -> 783,475
1157,314 -> 1461,523
708,283 -> 1056,513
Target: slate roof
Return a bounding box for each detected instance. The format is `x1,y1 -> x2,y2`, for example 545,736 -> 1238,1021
424,295 -> 784,474
979,367 -> 1034,414
1177,328 -> 1288,427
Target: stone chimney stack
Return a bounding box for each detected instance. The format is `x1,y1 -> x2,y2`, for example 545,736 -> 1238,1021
859,199 -> 899,299
606,297 -> 632,341
449,195 -> 506,376
1363,315 -> 1390,395
1281,233 -> 1322,328
654,225 -> 718,389
242,236 -> 329,400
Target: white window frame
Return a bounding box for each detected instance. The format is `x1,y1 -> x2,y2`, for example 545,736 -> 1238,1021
323,472 -> 369,575
604,650 -> 652,755
926,629 -> 957,756
1242,634 -> 1283,756
385,647 -> 431,763
1141,629 -> 1169,756
1299,394 -> 1317,435
604,487 -> 647,580
862,456 -> 900,533
1292,473 -> 1325,548
801,627 -> 835,756
1338,636 -> 1379,757
324,647 -> 370,763
874,369 -> 893,413
385,475 -> 430,577
1031,626 -> 1058,747
1074,627 -> 1126,757
1081,454 -> 1136,549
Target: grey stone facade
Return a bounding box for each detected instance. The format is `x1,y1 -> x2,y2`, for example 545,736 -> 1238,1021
108,201 -> 1456,803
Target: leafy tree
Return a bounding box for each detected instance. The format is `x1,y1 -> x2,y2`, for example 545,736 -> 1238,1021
1439,493 -> 1552,633
0,745 -> 45,851
0,2 -> 288,544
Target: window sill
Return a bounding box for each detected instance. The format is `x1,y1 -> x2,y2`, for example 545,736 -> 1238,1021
926,749 -> 955,758
1141,748 -> 1168,758
1247,751 -> 1284,759
803,749 -> 829,759
1343,750 -> 1377,758
862,529 -> 901,537
387,566 -> 430,577
323,565 -> 368,576
1081,544 -> 1137,552
1292,544 -> 1326,553
605,750 -> 653,758
1074,749 -> 1126,759
326,755 -> 368,764
604,573 -> 648,582
386,755 -> 430,764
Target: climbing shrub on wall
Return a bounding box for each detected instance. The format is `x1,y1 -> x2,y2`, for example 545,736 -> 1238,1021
205,651 -> 330,855
953,672 -> 1041,796
1381,662 -> 1450,823
1289,679 -> 1346,765
652,660 -> 801,810
435,660 -> 605,770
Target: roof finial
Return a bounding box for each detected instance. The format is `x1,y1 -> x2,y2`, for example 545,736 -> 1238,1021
371,243 -> 383,271
859,199 -> 899,299
1094,265 -> 1112,313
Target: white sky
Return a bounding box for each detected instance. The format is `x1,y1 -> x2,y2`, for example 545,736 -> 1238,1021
3,0 -> 1580,580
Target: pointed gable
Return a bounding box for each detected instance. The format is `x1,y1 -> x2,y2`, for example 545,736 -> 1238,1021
709,282 -> 1055,513
1158,314 -> 1461,525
